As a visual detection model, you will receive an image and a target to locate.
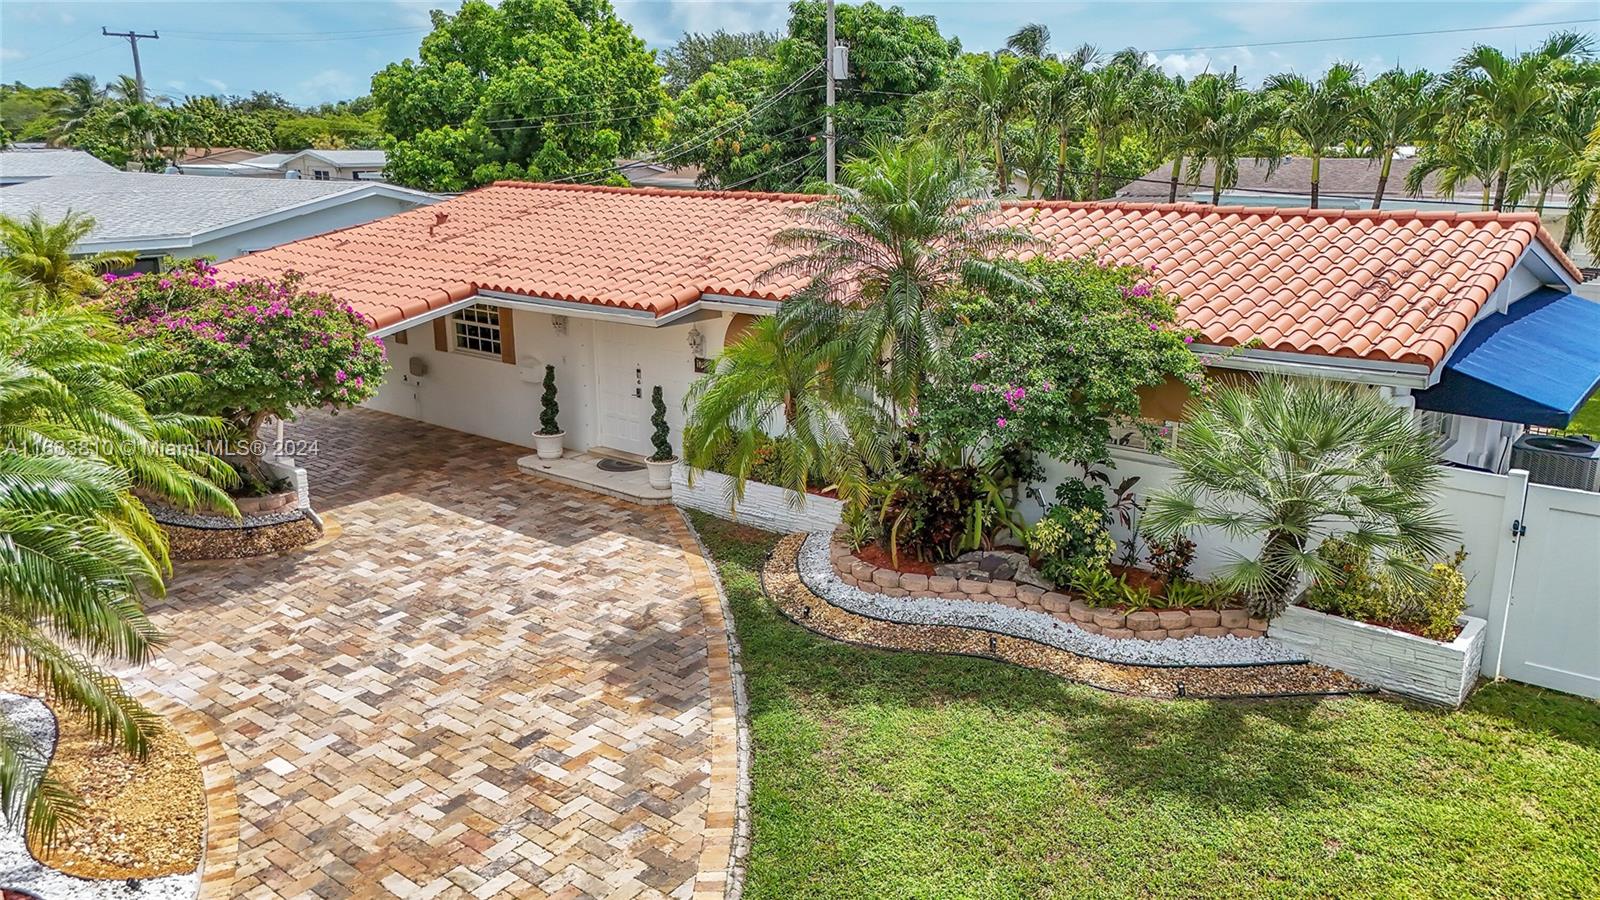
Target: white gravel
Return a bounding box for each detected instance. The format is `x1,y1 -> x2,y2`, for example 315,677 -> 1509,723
797,533 -> 1306,667
151,504 -> 304,530
0,693 -> 200,900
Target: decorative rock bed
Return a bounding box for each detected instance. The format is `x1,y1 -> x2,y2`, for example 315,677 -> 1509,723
153,506 -> 322,561
0,693 -> 201,900
770,534 -> 1368,698
830,533 -> 1269,641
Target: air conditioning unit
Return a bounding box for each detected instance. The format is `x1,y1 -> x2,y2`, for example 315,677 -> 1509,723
1509,434 -> 1600,492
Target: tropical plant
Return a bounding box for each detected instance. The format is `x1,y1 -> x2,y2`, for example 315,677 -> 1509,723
1068,562 -> 1122,607
1143,376 -> 1456,619
1027,50 -> 1094,199
1144,535 -> 1196,584
649,386 -> 674,462
1145,74 -> 1198,203
0,211 -> 133,303
1005,23 -> 1051,59
1443,30 -> 1596,210
1406,119 -> 1505,208
659,28 -> 776,94
538,365 -> 561,435
1265,62 -> 1364,208
0,277 -> 234,847
99,260 -> 387,486
1359,68 -> 1436,208
1302,537 -> 1469,641
1028,504 -> 1115,586
923,54 -> 1036,194
1082,50 -> 1153,198
46,73 -> 104,141
1185,72 -> 1278,204
768,138 -> 1039,414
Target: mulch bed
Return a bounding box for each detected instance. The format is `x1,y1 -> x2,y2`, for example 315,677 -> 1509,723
0,672 -> 204,880
764,534 -> 1369,700
854,542 -> 938,576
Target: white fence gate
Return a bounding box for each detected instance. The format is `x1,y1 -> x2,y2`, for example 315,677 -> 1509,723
1055,449 -> 1600,700
1486,481 -> 1600,698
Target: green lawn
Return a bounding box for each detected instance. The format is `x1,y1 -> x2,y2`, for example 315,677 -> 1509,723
1568,393 -> 1600,437
688,511 -> 1600,899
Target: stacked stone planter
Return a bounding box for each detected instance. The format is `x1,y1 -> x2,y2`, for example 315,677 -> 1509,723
829,536 -> 1267,641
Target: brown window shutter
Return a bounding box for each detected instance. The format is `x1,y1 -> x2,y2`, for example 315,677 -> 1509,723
433,317 -> 449,352
392,328 -> 408,345
499,308 -> 516,364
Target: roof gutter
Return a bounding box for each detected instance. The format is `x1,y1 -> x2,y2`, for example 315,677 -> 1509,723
1192,343 -> 1433,389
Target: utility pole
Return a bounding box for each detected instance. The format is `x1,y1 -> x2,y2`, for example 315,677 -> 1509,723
824,0 -> 836,185
102,27 -> 159,103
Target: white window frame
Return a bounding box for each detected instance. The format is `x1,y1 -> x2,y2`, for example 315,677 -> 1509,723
312,169 -> 331,180
450,303 -> 504,359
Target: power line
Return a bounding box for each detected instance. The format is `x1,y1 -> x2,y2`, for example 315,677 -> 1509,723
1143,19 -> 1597,55
102,27 -> 159,104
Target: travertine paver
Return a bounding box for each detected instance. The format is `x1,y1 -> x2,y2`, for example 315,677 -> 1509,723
125,409 -> 730,899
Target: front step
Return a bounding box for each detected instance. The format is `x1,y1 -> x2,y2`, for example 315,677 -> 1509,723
516,451 -> 672,506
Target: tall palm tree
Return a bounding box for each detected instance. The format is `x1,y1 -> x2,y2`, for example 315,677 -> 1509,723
1265,62 -> 1364,208
1544,83 -> 1599,252
1028,50 -> 1094,199
1082,50 -> 1151,198
1185,73 -> 1277,205
0,211 -> 134,304
1144,74 -> 1197,203
682,315 -> 889,505
0,278 -> 235,847
1446,30 -> 1595,211
1144,376 -> 1455,620
1358,67 -> 1436,209
766,139 -> 1040,413
1406,120 -> 1505,209
925,55 -> 1035,195
1005,23 -> 1051,60
47,74 -> 104,143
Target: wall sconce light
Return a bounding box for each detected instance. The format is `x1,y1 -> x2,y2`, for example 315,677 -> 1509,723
687,325 -> 705,356
552,315 -> 568,335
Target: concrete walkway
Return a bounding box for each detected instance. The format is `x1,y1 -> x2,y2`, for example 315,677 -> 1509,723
128,409 -> 737,899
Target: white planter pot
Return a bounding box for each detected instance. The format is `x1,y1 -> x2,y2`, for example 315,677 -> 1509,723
532,431 -> 565,460
1268,605 -> 1488,706
647,458 -> 676,490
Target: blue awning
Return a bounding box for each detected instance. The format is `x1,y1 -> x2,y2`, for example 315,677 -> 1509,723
1413,288 -> 1600,429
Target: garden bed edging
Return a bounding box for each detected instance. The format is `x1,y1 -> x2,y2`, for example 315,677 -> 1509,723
1268,605 -> 1486,706
672,465 -> 844,534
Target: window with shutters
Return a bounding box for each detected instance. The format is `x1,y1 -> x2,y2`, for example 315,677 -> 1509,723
450,304 -> 503,358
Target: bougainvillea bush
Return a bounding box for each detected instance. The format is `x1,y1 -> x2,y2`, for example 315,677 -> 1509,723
101,259 -> 387,490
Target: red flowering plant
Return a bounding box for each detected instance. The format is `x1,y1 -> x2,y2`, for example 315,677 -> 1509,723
99,259 -> 387,492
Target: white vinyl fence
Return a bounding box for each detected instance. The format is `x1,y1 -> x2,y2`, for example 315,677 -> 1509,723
1037,447 -> 1600,699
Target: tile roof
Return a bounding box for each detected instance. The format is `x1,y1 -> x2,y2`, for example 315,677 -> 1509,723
216,182 -> 1582,369
0,172 -> 435,249
0,148 -> 119,181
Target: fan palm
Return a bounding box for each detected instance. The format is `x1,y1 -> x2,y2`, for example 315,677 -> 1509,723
766,139 -> 1040,414
1265,62 -> 1364,208
1185,73 -> 1277,205
1144,376 -> 1456,620
1359,68 -> 1436,209
1445,30 -> 1595,210
682,315 -> 891,506
0,211 -> 134,304
0,279 -> 236,847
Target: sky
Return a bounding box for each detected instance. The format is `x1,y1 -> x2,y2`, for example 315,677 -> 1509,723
2,0 -> 1596,106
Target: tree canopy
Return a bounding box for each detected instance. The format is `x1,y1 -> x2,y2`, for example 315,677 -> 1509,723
371,0 -> 664,191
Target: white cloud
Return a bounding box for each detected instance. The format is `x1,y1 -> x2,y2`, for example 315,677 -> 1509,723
203,77 -> 228,92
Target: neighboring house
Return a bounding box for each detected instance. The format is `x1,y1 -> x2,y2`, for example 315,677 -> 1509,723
0,148 -> 119,186
217,183 -> 1598,480
278,149 -> 387,181
0,171 -> 438,265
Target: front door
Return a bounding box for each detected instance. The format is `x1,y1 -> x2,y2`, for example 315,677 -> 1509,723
594,326 -> 652,457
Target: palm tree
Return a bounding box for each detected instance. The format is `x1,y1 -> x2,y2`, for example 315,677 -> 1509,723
1144,74 -> 1197,203
1265,62 -> 1364,208
47,74 -> 104,142
1185,73 -> 1277,205
1082,50 -> 1151,198
1006,23 -> 1051,59
1358,68 -> 1436,209
1406,120 -> 1505,209
0,211 -> 134,304
766,139 -> 1040,413
1028,46 -> 1097,200
682,315 -> 889,504
1543,84 -> 1599,252
925,55 -> 1035,195
0,278 -> 235,847
1446,30 -> 1596,211
1144,376 -> 1455,620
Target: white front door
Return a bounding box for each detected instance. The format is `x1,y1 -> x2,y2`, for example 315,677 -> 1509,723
594,326 -> 652,457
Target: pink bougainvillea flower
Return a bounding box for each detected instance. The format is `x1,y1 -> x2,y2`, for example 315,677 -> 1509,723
1183,335 -> 1194,344
996,417 -> 1008,428
970,382 -> 986,392
335,369 -> 348,383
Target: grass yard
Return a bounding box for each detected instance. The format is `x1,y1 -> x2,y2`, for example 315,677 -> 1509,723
688,511 -> 1600,900
1568,393 -> 1600,438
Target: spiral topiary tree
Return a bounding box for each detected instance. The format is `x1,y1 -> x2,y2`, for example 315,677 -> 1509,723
649,385 -> 675,462
538,365 -> 561,435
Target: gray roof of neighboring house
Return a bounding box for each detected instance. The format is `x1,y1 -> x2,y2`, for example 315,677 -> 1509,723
238,153 -> 294,169
1114,156 -> 1567,208
291,149 -> 387,168
0,148 -> 120,181
0,171 -> 435,250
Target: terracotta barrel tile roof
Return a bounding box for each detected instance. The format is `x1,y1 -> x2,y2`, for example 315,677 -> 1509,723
216,182 -> 1581,369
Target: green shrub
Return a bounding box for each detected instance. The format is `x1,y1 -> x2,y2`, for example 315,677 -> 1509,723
649,385 -> 674,462
538,365 -> 560,435
1028,505 -> 1115,586
1302,537 -> 1469,641
1069,563 -> 1122,608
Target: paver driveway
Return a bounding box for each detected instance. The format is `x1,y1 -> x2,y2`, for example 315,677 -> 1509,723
126,409 -> 737,899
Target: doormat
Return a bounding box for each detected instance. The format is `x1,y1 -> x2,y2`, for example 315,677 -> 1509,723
597,458 -> 645,473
